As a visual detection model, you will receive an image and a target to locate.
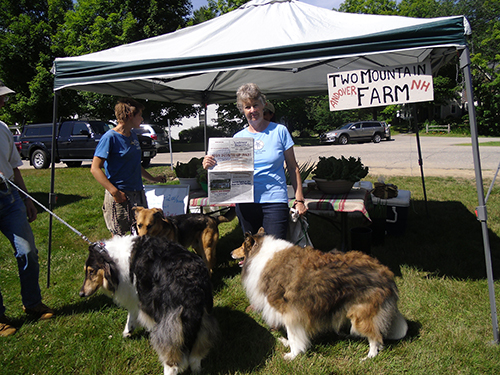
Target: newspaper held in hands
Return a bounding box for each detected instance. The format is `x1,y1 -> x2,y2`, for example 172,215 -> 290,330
207,137 -> 254,204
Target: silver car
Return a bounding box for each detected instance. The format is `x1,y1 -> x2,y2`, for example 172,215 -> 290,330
319,121 -> 391,145
133,124 -> 169,151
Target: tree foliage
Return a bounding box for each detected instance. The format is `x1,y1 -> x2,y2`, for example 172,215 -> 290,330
339,0 -> 398,14
0,0 -> 72,124
0,0 -> 194,126
189,0 -> 249,25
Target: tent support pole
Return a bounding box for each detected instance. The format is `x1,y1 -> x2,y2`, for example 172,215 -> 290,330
412,104 -> 429,216
47,91 -> 59,288
168,119 -> 173,171
460,47 -> 499,344
203,103 -> 208,155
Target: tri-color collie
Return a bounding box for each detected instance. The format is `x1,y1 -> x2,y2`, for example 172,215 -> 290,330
80,235 -> 218,374
231,228 -> 408,360
133,206 -> 236,274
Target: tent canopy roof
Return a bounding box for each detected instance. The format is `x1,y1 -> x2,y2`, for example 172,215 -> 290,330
52,0 -> 470,104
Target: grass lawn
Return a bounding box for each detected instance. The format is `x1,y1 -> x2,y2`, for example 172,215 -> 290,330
1,166 -> 499,374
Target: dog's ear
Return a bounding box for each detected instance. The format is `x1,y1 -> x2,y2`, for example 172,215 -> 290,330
103,262 -> 120,293
153,209 -> 165,221
152,208 -> 165,217
257,227 -> 266,235
243,235 -> 256,256
87,242 -> 104,264
133,206 -> 144,218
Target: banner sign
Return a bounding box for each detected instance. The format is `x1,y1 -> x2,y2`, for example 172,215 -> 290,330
327,61 -> 434,111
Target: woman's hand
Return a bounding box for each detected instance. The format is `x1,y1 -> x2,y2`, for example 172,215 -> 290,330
203,155 -> 216,170
151,175 -> 167,183
112,190 -> 127,204
294,200 -> 308,216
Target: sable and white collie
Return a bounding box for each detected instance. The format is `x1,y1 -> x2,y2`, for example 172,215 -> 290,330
80,235 -> 219,375
231,228 -> 408,360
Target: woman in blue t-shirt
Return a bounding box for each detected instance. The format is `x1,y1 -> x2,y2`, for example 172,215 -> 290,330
203,83 -> 307,240
91,98 -> 166,236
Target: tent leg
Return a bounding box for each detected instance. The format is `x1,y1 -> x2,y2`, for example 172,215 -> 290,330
47,91 -> 59,288
203,103 -> 208,155
412,104 -> 429,216
460,47 -> 499,344
168,119 -> 173,171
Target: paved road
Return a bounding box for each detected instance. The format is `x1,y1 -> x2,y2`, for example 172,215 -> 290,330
19,134 -> 500,178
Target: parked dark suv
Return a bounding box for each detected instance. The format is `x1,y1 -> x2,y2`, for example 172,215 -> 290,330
18,120 -> 156,169
319,121 -> 391,145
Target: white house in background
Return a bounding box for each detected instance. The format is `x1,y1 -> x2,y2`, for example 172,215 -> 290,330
169,104 -> 218,139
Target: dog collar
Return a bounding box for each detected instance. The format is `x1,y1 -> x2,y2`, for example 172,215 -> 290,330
94,241 -> 107,253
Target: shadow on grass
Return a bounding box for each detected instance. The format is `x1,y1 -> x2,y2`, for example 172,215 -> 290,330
373,199 -> 500,280
8,294 -> 116,330
29,191 -> 88,212
204,306 -> 275,374
58,294 -> 116,316
212,224 -> 245,291
304,198 -> 500,280
312,318 -> 421,356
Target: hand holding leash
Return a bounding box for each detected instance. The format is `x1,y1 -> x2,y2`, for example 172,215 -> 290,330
112,190 -> 128,203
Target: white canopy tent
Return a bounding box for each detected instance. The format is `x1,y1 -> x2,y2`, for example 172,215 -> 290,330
53,0 -> 469,104
50,0 -> 497,342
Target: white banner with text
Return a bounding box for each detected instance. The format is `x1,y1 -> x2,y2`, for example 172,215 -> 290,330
327,61 -> 434,111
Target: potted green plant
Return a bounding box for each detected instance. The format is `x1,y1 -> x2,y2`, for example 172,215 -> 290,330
174,157 -> 203,190
197,166 -> 208,193
312,156 -> 369,194
285,160 -> 316,198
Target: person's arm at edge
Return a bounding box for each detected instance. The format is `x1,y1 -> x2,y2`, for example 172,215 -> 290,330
90,156 -> 127,203
141,167 -> 166,183
284,147 -> 307,215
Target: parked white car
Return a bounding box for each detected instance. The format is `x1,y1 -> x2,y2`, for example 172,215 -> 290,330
133,124 -> 169,151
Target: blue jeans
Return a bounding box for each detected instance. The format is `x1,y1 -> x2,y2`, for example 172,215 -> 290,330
236,203 -> 289,240
0,185 -> 42,316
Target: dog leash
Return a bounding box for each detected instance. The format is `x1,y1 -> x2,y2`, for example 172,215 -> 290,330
290,208 -> 313,247
1,175 -> 93,245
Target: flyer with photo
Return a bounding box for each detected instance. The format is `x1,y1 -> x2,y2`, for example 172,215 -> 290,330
207,137 -> 254,204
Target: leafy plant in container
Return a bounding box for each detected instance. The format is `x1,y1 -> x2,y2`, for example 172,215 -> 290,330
285,160 -> 316,198
312,156 -> 369,194
197,166 -> 208,193
174,157 -> 203,190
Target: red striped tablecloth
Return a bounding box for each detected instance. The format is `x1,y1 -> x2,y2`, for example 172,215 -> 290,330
291,188 -> 371,219
189,188 -> 371,219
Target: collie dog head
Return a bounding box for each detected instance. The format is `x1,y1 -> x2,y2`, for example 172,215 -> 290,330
133,207 -> 176,239
79,242 -> 119,298
231,227 -> 267,265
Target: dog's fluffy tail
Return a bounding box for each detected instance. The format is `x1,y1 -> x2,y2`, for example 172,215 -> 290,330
216,207 -> 236,223
150,307 -> 188,370
150,306 -> 218,373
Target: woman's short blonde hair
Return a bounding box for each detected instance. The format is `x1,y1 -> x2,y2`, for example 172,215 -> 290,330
236,83 -> 266,113
115,98 -> 145,123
